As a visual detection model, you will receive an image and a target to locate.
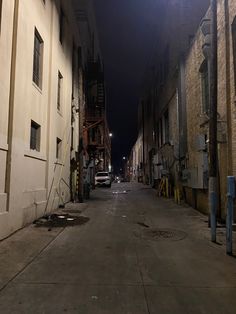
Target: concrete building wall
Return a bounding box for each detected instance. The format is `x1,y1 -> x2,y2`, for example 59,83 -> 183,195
0,0 -> 14,218
0,0 -> 82,239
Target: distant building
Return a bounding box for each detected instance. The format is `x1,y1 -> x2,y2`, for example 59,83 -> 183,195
130,134 -> 143,182
76,0 -> 111,184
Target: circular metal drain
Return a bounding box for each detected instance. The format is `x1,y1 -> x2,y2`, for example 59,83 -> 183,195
141,228 -> 187,241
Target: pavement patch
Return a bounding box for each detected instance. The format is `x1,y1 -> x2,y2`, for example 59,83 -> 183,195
135,228 -> 187,242
33,214 -> 90,229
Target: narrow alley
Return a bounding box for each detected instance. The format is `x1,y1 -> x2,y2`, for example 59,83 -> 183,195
0,183 -> 235,313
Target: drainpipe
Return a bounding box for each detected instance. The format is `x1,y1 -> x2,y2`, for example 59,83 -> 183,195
209,0 -> 218,242
224,0 -> 233,176
5,0 -> 20,210
45,1 -> 54,202
142,101 -> 146,183
78,68 -> 84,203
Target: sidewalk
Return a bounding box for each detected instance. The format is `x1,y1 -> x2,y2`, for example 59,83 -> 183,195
170,199 -> 236,256
0,202 -> 88,291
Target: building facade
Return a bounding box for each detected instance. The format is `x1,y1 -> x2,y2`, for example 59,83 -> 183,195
137,0 -> 210,188
134,0 -> 236,219
76,0 -> 111,188
0,0 -> 107,239
182,0 -> 236,217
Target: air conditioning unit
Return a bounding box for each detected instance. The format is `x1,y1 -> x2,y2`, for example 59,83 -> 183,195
189,152 -> 208,189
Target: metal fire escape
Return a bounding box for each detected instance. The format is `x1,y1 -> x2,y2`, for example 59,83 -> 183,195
84,57 -> 111,172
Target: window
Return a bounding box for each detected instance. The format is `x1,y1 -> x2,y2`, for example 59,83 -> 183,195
33,28 -> 43,88
164,111 -> 169,144
72,43 -> 76,98
59,7 -> 65,44
158,119 -> 163,148
56,137 -> 62,159
30,120 -> 41,151
90,127 -> 96,142
57,71 -> 63,111
232,17 -> 236,94
200,60 -> 209,113
78,46 -> 82,68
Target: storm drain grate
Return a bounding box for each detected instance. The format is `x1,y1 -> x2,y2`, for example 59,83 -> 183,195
139,228 -> 187,241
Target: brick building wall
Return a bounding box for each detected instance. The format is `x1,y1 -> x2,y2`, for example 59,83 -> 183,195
228,0 -> 236,177
139,0 -> 210,187
179,0 -> 236,217
134,0 -> 236,218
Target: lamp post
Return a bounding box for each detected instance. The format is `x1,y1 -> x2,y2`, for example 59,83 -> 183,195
122,157 -> 126,179
108,132 -> 113,174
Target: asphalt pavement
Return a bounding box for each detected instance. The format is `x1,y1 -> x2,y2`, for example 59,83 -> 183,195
0,182 -> 235,313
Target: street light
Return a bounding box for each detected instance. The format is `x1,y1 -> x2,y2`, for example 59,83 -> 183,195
122,156 -> 126,160
109,133 -> 113,137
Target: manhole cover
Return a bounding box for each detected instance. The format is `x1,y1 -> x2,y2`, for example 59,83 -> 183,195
140,228 -> 187,241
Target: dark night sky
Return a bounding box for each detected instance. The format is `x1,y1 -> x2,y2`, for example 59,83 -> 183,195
93,0 -> 163,172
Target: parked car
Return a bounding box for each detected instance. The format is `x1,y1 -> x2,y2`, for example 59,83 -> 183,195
95,172 -> 111,188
